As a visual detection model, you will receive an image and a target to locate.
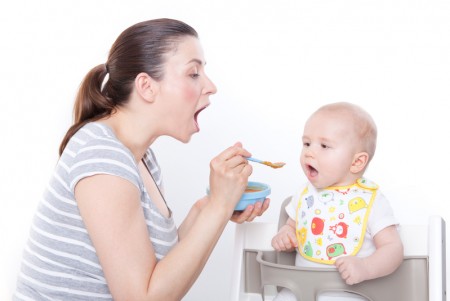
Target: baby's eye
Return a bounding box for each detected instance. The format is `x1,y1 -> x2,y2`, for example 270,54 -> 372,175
321,144 -> 330,149
303,142 -> 310,147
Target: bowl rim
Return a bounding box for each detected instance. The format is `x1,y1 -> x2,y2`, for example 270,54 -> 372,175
206,181 -> 271,199
240,181 -> 271,200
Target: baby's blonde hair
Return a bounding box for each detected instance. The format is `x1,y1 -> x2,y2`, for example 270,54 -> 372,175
315,102 -> 377,162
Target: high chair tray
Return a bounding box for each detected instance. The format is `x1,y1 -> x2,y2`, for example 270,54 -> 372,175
246,249 -> 428,301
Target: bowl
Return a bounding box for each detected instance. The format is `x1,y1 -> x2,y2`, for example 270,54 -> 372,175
207,181 -> 271,211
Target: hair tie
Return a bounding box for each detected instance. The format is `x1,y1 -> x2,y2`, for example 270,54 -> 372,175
101,65 -> 110,92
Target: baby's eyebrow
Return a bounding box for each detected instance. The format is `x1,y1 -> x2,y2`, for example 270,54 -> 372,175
319,137 -> 333,144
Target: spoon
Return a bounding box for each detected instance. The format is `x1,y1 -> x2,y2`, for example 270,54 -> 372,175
246,157 -> 286,169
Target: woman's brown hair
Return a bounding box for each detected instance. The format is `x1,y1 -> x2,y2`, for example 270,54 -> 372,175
59,18 -> 198,155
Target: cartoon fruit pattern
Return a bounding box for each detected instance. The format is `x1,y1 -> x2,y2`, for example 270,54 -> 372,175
296,178 -> 377,264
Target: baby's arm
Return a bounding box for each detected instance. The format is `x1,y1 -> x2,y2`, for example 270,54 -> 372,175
335,225 -> 404,285
271,217 -> 298,252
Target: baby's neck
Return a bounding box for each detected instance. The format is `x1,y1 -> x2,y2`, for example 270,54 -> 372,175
322,176 -> 365,189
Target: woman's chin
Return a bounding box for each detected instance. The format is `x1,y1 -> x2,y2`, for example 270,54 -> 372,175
176,132 -> 195,144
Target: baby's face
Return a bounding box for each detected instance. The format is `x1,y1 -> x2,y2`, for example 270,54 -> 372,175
300,110 -> 359,188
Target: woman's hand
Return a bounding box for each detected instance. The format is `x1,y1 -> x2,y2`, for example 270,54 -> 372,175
208,142 -> 253,213
231,198 -> 270,223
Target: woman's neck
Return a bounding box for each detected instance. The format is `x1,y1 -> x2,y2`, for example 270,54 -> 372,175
100,111 -> 157,163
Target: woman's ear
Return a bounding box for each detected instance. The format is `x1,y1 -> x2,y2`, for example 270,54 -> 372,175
134,72 -> 158,102
350,152 -> 369,174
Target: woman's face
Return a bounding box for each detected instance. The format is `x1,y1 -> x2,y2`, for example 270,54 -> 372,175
156,36 -> 217,143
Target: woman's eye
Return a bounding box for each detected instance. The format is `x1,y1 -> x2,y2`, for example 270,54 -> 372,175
190,69 -> 200,79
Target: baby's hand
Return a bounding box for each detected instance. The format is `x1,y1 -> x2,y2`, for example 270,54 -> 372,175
334,256 -> 370,285
271,224 -> 298,252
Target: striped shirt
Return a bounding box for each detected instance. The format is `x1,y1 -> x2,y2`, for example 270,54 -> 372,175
14,122 -> 178,300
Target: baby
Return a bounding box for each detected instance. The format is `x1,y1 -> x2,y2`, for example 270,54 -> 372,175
272,102 -> 404,300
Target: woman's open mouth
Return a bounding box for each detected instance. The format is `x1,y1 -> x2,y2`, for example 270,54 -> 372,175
194,104 -> 209,130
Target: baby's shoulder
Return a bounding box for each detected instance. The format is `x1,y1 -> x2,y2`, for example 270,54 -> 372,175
356,177 -> 379,190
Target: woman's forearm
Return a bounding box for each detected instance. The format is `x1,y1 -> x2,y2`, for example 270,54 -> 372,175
177,196 -> 209,240
147,199 -> 231,300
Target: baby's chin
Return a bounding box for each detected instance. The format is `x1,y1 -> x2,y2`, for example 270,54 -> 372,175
310,182 -> 327,189
306,176 -> 326,189
306,174 -> 335,189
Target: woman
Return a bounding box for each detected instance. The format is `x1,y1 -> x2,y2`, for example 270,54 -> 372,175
14,18 -> 269,301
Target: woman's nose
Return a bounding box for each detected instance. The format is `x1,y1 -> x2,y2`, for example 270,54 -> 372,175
203,75 -> 217,95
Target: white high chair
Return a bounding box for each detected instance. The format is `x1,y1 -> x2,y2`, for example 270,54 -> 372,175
230,197 -> 447,301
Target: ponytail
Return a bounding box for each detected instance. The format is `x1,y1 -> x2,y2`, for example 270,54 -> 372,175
58,64 -> 113,156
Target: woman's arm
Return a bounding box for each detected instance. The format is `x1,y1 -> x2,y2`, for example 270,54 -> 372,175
177,196 -> 208,240
178,195 -> 270,240
76,143 -> 253,301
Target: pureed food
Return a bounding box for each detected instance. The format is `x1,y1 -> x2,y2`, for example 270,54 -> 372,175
245,186 -> 263,193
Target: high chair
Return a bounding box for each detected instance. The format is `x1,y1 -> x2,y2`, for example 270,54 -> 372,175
230,197 -> 447,301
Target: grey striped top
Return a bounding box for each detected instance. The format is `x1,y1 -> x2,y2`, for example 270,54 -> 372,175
14,122 -> 178,300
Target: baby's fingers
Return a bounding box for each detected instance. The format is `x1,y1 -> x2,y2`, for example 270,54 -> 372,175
287,231 -> 298,248
278,236 -> 296,251
272,236 -> 287,251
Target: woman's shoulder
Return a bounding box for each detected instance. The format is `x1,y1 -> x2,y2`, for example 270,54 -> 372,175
70,122 -> 131,155
74,122 -> 120,146
64,122 -> 141,190
62,122 -> 136,169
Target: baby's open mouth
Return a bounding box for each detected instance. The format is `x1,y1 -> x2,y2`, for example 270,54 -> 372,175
307,164 -> 318,177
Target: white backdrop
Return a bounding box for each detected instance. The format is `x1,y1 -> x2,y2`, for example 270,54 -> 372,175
1,0 -> 449,300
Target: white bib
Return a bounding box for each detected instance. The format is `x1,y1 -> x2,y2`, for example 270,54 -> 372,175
295,178 -> 378,264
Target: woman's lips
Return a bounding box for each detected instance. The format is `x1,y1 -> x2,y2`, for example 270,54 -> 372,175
194,105 -> 209,130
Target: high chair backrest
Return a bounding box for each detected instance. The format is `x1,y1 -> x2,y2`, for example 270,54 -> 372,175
230,196 -> 446,301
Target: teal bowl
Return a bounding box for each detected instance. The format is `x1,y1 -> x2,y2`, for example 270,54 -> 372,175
207,181 -> 271,211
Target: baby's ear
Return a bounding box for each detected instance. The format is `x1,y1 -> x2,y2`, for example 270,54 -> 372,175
350,152 -> 369,174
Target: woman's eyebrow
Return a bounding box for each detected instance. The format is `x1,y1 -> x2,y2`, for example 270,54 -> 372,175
186,58 -> 206,65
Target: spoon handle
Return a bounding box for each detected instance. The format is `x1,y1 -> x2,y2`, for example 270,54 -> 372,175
246,157 -> 263,164
246,157 -> 286,169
